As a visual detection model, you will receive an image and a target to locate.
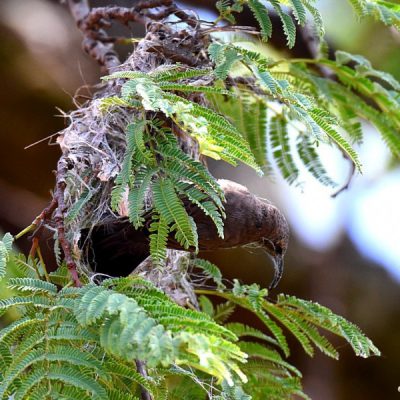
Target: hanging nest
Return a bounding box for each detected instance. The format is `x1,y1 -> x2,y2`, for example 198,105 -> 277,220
53,17 -> 211,299
33,2 -> 289,300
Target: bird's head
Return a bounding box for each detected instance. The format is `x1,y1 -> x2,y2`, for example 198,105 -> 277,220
261,206 -> 289,290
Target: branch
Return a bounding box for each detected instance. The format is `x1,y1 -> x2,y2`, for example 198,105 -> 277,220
135,360 -> 152,400
67,0 -> 121,71
53,159 -> 82,287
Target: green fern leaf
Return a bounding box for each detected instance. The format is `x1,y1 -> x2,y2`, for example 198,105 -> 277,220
225,322 -> 278,346
263,303 -> 314,356
8,278 -> 58,295
244,97 -> 268,167
104,361 -> 154,394
98,96 -> 134,113
0,296 -> 55,313
297,136 -> 337,187
193,258 -> 224,288
209,43 -> 243,80
303,0 -> 325,36
199,295 -> 215,317
284,311 -> 339,359
239,341 -> 301,376
156,135 -> 225,202
278,295 -> 381,358
12,366 -> 47,400
269,0 -> 297,48
248,0 -> 273,40
152,68 -> 212,82
152,178 -> 198,250
289,0 -> 307,25
0,233 -> 13,281
102,70 -> 148,81
347,0 -> 367,16
128,167 -> 156,229
47,365 -> 108,399
126,119 -> 154,164
309,108 -> 362,172
159,82 -> 234,96
214,301 -> 236,324
269,114 -> 299,184
65,189 -> 93,223
0,317 -> 44,346
111,175 -> 128,213
106,388 -> 141,400
149,214 -> 169,264
174,181 -> 225,238
248,303 -> 289,357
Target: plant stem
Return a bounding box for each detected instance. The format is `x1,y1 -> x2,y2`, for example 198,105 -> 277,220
135,360 -> 152,400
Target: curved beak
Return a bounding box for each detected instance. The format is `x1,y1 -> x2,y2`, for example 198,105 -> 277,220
268,253 -> 284,290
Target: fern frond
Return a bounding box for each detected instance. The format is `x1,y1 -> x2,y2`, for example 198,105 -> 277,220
174,181 -> 225,238
303,0 -> 325,36
8,278 -> 58,295
288,0 -> 307,25
263,303 -> 315,356
347,0 -> 400,28
225,322 -> 278,346
159,82 -> 234,96
162,93 -> 262,173
98,96 -> 134,113
269,0 -> 297,48
308,108 -> 362,171
126,119 -> 154,164
102,71 -> 148,81
248,0 -> 273,41
209,42 -> 243,79
106,388 -> 141,400
269,114 -> 299,184
152,68 -> 212,82
157,146 -> 224,209
277,295 -> 381,358
0,317 -> 44,346
0,296 -> 54,313
0,233 -> 13,281
214,301 -> 236,324
74,285 -> 247,384
243,97 -> 268,167
193,258 -> 224,288
283,311 -> 339,359
46,365 -> 108,399
152,178 -> 198,250
239,341 -> 301,376
128,166 -> 156,229
297,135 -> 337,187
65,189 -> 93,222
111,175 -> 128,213
149,214 -> 169,264
104,360 -> 155,393
199,295 -> 215,317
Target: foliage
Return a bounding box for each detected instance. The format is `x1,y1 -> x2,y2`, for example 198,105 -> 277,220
102,33 -> 400,262
0,238 -> 380,399
2,0 -> 399,398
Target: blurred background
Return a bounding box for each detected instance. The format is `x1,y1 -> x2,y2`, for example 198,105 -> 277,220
0,0 -> 399,398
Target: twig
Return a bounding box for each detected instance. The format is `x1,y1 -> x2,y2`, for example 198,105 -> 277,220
67,0 -> 120,71
135,360 -> 152,400
331,155 -> 356,198
53,159 -> 82,287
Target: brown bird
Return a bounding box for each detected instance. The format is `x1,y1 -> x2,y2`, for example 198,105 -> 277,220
81,179 -> 289,289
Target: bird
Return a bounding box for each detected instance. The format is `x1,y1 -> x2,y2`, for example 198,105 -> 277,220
80,179 -> 289,289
